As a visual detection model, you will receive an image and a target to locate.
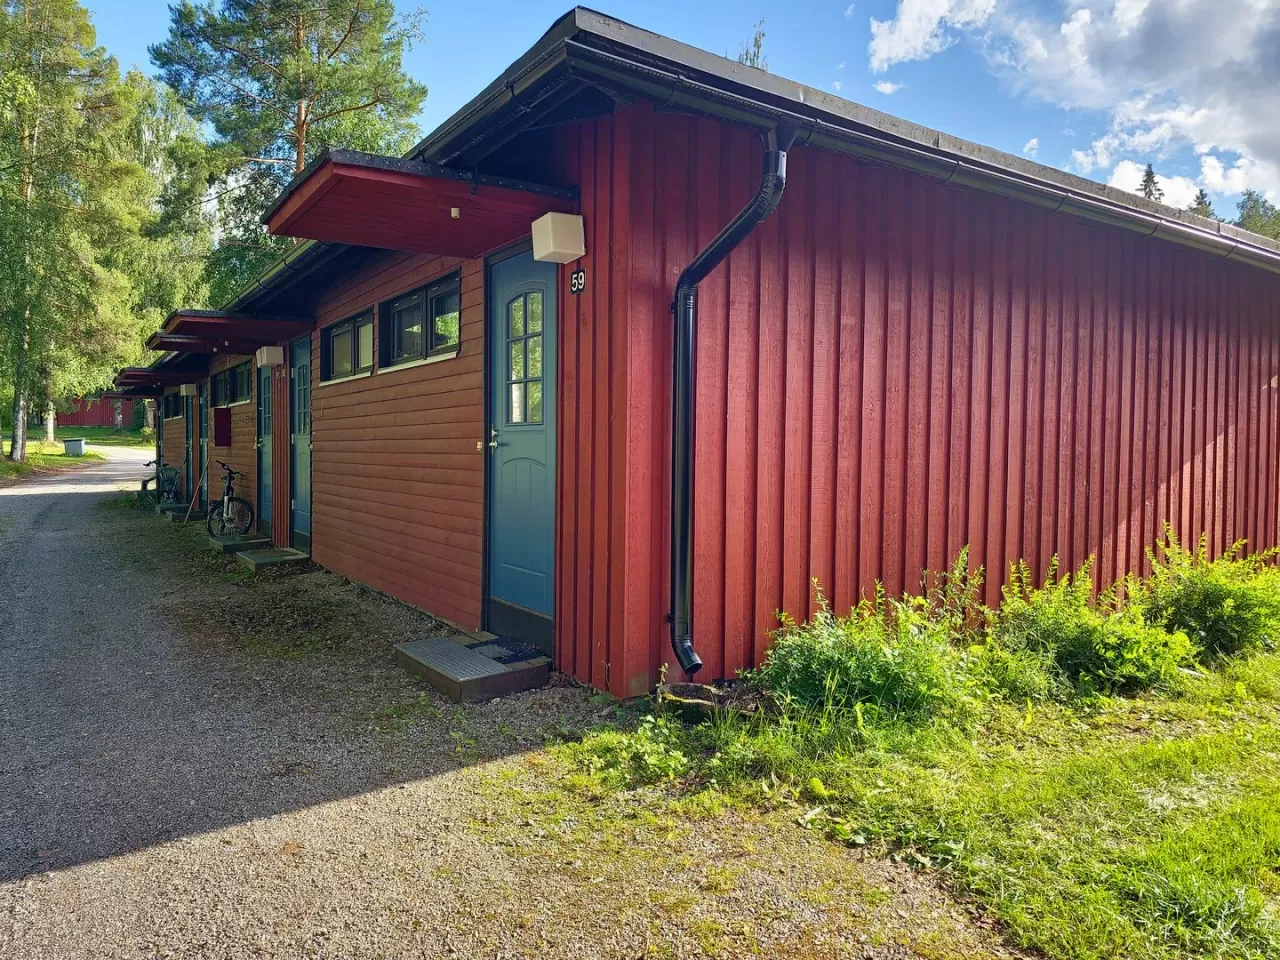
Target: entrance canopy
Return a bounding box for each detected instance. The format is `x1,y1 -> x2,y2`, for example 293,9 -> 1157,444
145,309 -> 311,355
262,149 -> 578,255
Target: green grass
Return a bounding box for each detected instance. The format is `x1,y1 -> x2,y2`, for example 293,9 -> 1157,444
0,438 -> 105,479
567,661 -> 1280,960
53,425 -> 154,449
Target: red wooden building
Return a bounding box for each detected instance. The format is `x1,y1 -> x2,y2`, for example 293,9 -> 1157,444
53,396 -> 137,428
111,9 -> 1280,696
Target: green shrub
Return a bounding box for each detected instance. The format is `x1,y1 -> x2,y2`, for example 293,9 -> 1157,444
969,643 -> 1060,702
1144,531 -> 1280,659
990,559 -> 1195,695
755,586 -> 975,723
568,715 -> 691,787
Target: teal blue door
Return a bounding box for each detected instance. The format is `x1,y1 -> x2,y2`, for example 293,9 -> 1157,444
257,365 -> 273,533
198,385 -> 209,506
290,338 -> 312,552
487,250 -> 556,652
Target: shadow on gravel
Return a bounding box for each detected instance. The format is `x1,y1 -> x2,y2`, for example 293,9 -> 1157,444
0,481 -> 605,883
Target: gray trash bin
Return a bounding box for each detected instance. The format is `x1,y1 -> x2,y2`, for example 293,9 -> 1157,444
63,438 -> 86,456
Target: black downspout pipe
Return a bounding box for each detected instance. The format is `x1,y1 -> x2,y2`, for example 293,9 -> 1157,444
669,127 -> 795,676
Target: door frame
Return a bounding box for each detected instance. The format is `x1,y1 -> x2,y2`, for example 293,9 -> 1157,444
482,239 -> 557,655
256,363 -> 273,536
288,334 -> 312,553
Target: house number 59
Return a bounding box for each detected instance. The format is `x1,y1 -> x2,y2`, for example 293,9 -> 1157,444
569,268 -> 586,294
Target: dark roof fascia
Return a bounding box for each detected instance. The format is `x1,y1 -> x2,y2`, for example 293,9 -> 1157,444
414,7 -> 1280,278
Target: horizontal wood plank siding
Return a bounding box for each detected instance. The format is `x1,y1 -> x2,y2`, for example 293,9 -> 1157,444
160,388 -> 186,491
207,354 -> 258,516
557,101 -> 1280,696
308,251 -> 485,629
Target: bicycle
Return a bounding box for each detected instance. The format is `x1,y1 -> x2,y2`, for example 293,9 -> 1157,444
206,460 -> 255,537
138,458 -> 182,507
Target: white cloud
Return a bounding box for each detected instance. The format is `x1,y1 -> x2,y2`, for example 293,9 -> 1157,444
874,80 -> 905,95
1022,137 -> 1039,157
845,4 -> 855,18
864,0 -> 1280,200
833,80 -> 843,92
1107,159 -> 1200,209
838,61 -> 847,70
868,0 -> 996,72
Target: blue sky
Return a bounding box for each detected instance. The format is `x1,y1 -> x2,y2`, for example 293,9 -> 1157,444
83,1 -> 1278,220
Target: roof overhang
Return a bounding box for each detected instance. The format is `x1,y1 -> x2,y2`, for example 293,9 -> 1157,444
262,150 -> 578,255
409,7 -> 1280,279
145,309 -> 311,354
101,388 -> 161,400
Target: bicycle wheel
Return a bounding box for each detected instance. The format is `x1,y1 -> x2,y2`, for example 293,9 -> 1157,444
205,502 -> 226,537
222,496 -> 255,536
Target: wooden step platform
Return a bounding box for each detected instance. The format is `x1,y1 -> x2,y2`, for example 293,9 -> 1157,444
159,506 -> 206,522
208,533 -> 272,554
395,633 -> 550,703
236,547 -> 309,570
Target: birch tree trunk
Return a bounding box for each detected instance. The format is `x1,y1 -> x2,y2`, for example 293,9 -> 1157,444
43,398 -> 55,443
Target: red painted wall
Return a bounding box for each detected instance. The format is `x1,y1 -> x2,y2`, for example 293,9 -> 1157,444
554,101 -> 1280,696
59,397 -> 136,428
307,251 -> 485,629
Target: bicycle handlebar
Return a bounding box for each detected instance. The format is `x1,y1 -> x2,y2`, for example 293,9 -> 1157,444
216,460 -> 244,477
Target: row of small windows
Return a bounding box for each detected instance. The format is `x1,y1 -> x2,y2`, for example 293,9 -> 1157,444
211,362 -> 252,406
320,271 -> 461,383
162,393 -> 183,419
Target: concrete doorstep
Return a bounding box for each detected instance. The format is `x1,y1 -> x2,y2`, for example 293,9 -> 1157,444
207,533 -> 271,554
236,547 -> 309,571
395,633 -> 550,703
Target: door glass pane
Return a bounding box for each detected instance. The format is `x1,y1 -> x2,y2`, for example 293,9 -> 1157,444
528,292 -> 542,333
527,335 -> 542,378
508,296 -> 525,337
527,381 -> 542,423
509,382 -> 525,424
509,341 -> 524,380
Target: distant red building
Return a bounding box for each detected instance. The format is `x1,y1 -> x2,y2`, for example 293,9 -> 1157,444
58,397 -> 137,428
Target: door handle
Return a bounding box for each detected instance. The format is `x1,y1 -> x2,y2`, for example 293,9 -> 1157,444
488,426 -> 499,449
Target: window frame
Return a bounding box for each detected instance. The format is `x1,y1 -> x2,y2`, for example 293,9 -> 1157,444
210,362 -> 252,406
162,393 -> 183,420
320,311 -> 374,382
378,270 -> 462,370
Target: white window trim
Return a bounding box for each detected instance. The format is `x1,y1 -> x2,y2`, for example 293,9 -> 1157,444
375,349 -> 460,375
316,368 -> 374,389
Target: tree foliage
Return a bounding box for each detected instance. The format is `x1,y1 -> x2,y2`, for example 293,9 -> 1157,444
0,0 -> 211,459
1235,190 -> 1280,240
1139,163 -> 1163,202
151,0 -> 428,304
1188,188 -> 1215,220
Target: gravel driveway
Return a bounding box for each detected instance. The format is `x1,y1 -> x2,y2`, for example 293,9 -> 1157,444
0,448 -> 1019,960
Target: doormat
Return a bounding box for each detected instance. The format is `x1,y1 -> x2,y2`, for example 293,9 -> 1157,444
465,635 -> 546,666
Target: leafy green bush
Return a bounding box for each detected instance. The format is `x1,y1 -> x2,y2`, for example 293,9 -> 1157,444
755,586 -> 976,723
990,559 -> 1195,695
568,715 -> 691,787
1144,531 -> 1280,659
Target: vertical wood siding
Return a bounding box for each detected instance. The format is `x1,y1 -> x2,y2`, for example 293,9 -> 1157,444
308,251 -> 485,629
59,397 -> 135,428
555,101 -> 1280,696
207,353 -> 258,515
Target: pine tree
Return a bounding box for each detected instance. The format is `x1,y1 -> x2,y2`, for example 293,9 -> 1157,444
1140,163 -> 1164,203
151,0 -> 429,304
1188,189 -> 1215,219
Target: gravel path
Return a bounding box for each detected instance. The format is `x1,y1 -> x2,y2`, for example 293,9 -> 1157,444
0,448 -> 1020,960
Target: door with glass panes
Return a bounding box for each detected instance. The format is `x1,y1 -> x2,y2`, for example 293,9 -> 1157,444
486,248 -> 556,654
